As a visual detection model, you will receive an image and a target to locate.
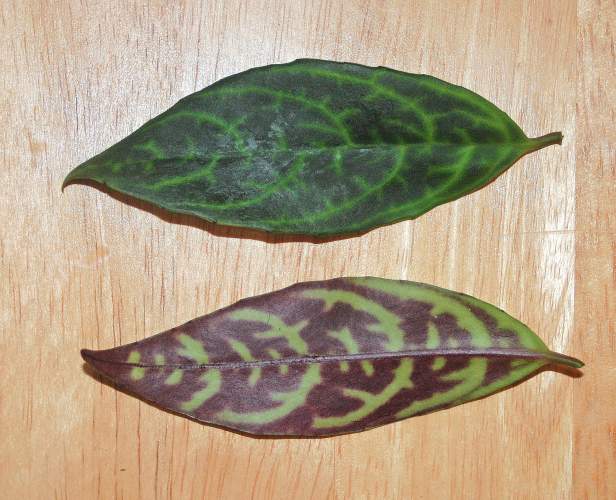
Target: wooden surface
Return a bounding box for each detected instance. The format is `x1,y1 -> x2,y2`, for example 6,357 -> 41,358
1,1 -> 614,498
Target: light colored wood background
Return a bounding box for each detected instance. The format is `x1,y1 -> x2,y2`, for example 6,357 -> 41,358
1,1 -> 614,498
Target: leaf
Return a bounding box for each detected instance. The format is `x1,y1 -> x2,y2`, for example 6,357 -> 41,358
81,277 -> 582,437
64,59 -> 561,236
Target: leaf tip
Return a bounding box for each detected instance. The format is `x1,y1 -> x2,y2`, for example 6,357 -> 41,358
62,166 -> 85,191
62,155 -> 104,191
80,348 -> 96,363
81,349 -> 105,371
81,348 -> 118,380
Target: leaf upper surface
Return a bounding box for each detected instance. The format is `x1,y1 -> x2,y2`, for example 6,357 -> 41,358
64,59 -> 562,235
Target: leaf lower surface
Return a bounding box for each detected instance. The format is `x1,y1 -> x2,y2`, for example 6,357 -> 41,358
82,277 -> 582,437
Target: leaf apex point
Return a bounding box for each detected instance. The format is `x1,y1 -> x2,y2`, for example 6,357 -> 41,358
61,176 -> 72,191
62,168 -> 83,190
80,349 -> 96,363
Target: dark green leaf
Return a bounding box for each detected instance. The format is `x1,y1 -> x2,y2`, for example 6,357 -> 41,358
82,277 -> 582,437
63,59 -> 561,236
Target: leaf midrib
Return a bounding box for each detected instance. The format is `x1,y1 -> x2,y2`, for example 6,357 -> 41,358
108,141 -> 533,167
82,347 -> 581,370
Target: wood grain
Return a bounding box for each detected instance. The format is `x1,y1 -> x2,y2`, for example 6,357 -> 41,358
1,0 -> 613,498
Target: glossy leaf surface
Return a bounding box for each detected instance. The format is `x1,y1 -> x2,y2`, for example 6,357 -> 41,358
82,277 -> 582,437
64,59 -> 561,235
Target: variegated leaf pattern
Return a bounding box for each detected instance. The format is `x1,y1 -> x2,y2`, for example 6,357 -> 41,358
82,277 -> 582,437
64,59 -> 562,236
